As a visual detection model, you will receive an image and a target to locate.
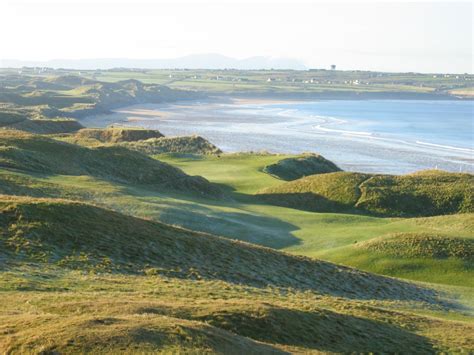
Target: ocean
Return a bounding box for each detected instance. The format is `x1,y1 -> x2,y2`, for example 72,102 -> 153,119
83,99 -> 474,174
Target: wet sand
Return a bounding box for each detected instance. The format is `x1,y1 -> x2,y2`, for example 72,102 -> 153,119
78,98 -> 474,174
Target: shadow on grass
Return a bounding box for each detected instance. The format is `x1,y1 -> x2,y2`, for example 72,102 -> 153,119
126,323 -> 286,354
257,192 -> 357,214
118,182 -> 302,249
139,303 -> 435,353
155,201 -> 300,249
203,307 -> 434,353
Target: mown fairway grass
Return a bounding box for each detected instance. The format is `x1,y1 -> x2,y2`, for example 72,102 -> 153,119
154,153 -> 474,287
155,153 -> 294,194
0,143 -> 473,352
0,150 -> 471,286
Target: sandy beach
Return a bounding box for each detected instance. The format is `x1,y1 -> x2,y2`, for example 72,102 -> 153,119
78,98 -> 474,174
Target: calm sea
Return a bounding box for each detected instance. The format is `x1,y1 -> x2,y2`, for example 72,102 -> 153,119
85,99 -> 474,174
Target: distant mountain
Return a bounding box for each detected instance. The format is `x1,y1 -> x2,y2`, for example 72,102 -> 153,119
1,54 -> 307,70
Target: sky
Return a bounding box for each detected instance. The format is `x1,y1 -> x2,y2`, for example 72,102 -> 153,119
0,0 -> 472,73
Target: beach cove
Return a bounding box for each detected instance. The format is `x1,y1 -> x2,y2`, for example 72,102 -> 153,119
79,98 -> 474,174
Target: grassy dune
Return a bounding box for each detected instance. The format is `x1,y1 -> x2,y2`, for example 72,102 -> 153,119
121,135 -> 222,155
358,232 -> 473,259
3,270 -> 473,353
0,131 -> 473,352
258,170 -> 473,217
156,153 -> 474,286
0,74 -> 202,134
263,153 -> 341,181
320,229 -> 474,287
75,127 -> 165,143
1,195 -> 440,301
60,128 -> 223,155
1,197 -> 473,353
0,130 -> 222,197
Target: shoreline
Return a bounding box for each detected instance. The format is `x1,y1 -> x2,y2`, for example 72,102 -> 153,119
77,98 -> 473,174
213,91 -> 474,101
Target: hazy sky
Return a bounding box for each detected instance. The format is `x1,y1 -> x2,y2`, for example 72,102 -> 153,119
0,0 -> 472,73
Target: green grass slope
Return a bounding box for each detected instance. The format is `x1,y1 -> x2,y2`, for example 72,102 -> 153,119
1,196 -> 473,353
65,128 -> 223,155
0,149 -> 473,352
75,127 -> 164,143
123,135 -> 222,155
154,154 -> 474,286
0,104 -> 84,134
358,232 -> 473,260
9,118 -> 83,134
357,170 -> 474,216
320,229 -> 474,287
258,171 -> 371,213
263,153 -> 341,180
0,130 -> 222,197
258,170 -> 473,217
0,195 -> 439,302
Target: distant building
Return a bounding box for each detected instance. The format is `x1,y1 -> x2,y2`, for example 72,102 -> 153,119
330,64 -> 336,70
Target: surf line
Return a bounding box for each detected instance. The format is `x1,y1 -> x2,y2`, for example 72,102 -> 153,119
415,141 -> 474,153
313,124 -> 373,136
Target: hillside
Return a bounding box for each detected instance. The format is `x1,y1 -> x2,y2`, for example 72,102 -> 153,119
263,153 -> 341,180
142,153 -> 474,286
13,67 -> 468,99
258,170 -> 473,217
0,74 -> 203,134
0,130 -> 222,197
74,127 -> 165,143
0,151 -> 473,352
357,232 -> 473,260
2,195 -> 474,353
317,227 -> 474,287
122,135 -> 222,155
0,195 -> 440,302
65,127 -> 222,155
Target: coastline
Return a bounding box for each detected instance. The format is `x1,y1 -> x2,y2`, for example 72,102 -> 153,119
77,97 -> 474,175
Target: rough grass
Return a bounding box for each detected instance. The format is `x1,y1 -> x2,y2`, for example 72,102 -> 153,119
153,154 -> 474,286
75,127 -> 164,143
10,118 -> 83,134
357,233 -> 474,260
0,143 -> 473,352
258,172 -> 371,213
258,170 -> 473,217
0,195 -> 441,302
2,272 -> 472,354
357,170 -> 474,216
263,153 -> 341,181
122,135 -> 222,155
0,130 -> 222,197
0,197 -> 474,354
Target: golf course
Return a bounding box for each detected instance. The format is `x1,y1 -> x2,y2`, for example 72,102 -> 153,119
0,69 -> 472,353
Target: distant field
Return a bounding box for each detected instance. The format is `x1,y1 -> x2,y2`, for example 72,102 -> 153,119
88,69 -> 472,97
2,67 -> 472,98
